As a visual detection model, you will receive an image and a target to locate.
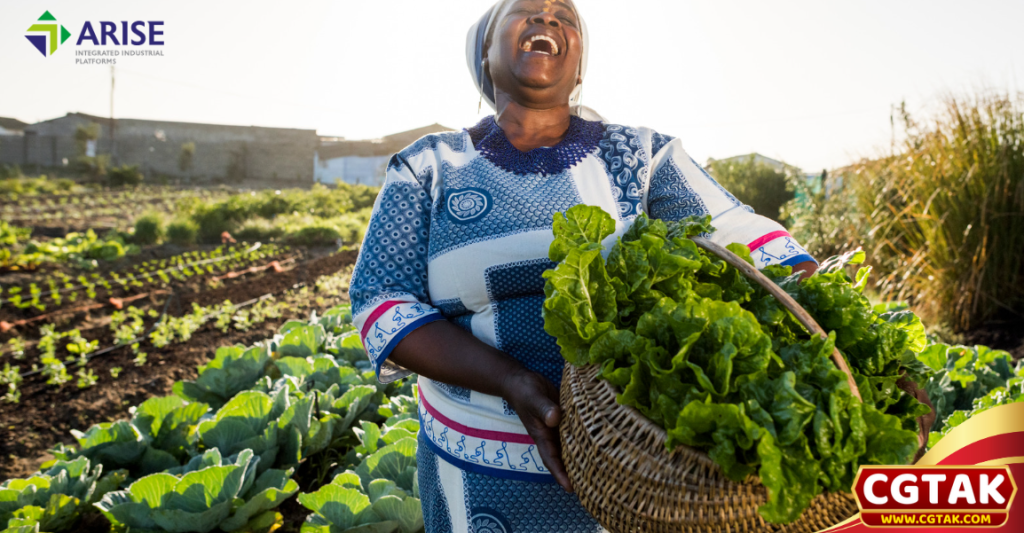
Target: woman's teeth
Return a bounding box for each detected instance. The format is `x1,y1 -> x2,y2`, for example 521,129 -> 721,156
521,35 -> 559,55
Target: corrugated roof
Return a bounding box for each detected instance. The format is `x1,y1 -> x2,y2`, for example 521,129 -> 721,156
35,112 -> 317,134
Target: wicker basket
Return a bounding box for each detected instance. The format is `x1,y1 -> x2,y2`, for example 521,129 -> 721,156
560,363 -> 859,533
557,236 -> 862,533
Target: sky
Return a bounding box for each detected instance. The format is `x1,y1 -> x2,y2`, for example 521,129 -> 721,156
1,0 -> 1022,172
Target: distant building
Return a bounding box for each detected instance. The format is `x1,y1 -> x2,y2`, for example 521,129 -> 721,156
315,123 -> 454,186
0,112 -> 318,185
0,117 -> 29,136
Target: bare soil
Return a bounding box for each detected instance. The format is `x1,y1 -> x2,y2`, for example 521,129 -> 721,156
0,250 -> 357,481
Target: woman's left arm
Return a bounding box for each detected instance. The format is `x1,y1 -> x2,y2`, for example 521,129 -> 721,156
645,135 -> 818,278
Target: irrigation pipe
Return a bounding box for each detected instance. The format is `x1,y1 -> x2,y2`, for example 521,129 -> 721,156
14,289 -> 286,380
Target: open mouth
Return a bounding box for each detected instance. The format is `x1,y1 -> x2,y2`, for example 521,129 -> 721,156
520,34 -> 560,56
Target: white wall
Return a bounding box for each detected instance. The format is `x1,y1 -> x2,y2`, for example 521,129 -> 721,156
314,154 -> 390,186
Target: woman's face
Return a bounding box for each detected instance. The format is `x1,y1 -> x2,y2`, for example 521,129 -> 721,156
486,0 -> 583,107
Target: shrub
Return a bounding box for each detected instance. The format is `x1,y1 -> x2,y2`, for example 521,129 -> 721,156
335,182 -> 379,210
1,175 -> 81,198
73,154 -> 110,179
0,164 -> 21,180
286,224 -> 342,247
133,212 -> 164,245
706,155 -> 796,224
281,211 -> 371,246
166,219 -> 198,246
788,91 -> 1024,331
782,171 -> 863,261
107,164 -> 144,187
179,185 -> 375,244
191,205 -> 235,244
234,218 -> 284,243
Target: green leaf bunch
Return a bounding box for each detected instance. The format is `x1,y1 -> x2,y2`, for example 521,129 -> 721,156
299,435 -> 422,533
0,457 -> 124,532
542,205 -> 923,523
924,344 -> 1024,446
95,448 -> 298,533
173,346 -> 271,410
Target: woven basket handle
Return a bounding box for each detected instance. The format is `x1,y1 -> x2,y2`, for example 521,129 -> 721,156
691,236 -> 863,401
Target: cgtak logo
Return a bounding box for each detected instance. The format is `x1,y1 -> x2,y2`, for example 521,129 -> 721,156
853,466 -> 1018,528
25,11 -> 71,57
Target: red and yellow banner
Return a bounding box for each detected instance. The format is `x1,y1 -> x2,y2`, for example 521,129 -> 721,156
817,402 -> 1024,532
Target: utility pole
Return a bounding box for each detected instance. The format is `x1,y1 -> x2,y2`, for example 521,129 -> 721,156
110,65 -> 116,165
889,103 -> 895,157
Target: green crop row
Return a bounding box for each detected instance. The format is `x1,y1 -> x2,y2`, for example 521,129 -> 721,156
923,343 -> 1024,447
0,243 -> 287,313
1,229 -> 139,272
1,302 -> 425,533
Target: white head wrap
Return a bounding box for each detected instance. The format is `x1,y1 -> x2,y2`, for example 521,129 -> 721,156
465,0 -> 603,121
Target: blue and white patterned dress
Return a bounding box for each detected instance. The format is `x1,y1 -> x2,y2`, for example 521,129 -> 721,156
349,115 -> 815,532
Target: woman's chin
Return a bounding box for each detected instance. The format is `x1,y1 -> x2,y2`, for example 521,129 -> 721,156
510,68 -> 569,93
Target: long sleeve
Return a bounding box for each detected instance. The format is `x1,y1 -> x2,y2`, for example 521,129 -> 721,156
349,153 -> 445,382
644,135 -> 816,269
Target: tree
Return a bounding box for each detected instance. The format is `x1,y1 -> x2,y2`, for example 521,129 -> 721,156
74,123 -> 100,156
73,123 -> 108,178
705,155 -> 796,225
178,142 -> 195,182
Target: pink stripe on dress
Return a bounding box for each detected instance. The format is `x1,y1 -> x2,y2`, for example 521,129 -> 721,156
747,230 -> 790,251
360,300 -> 401,339
419,387 -> 535,445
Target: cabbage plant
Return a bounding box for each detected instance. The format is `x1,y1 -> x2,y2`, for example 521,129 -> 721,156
56,395 -> 210,478
173,345 -> 271,409
0,457 -> 124,532
95,449 -> 297,533
299,436 -> 423,533
194,384 -> 349,473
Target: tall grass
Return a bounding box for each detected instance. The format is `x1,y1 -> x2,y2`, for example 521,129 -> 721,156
838,92 -> 1024,331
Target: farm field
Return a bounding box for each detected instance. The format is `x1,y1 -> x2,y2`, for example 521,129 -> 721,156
0,91 -> 1022,533
0,176 -> 427,532
0,178 -> 374,451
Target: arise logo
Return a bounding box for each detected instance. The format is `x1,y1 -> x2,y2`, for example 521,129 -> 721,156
25,11 -> 72,57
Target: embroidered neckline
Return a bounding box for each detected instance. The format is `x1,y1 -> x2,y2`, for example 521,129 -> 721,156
466,115 -> 604,176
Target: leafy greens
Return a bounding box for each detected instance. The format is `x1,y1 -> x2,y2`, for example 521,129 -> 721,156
542,205 -> 925,523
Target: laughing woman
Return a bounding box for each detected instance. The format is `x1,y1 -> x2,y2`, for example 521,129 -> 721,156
348,0 -> 818,531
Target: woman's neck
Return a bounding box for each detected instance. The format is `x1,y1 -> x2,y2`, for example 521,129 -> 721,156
493,95 -> 572,152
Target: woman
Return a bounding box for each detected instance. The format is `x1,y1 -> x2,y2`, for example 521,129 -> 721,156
349,0 -> 818,530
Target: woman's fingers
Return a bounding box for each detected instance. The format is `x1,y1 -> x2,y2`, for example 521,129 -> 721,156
503,368 -> 573,491
528,421 -> 573,492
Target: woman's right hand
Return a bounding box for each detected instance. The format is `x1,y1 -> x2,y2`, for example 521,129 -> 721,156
390,321 -> 574,490
500,366 -> 573,492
